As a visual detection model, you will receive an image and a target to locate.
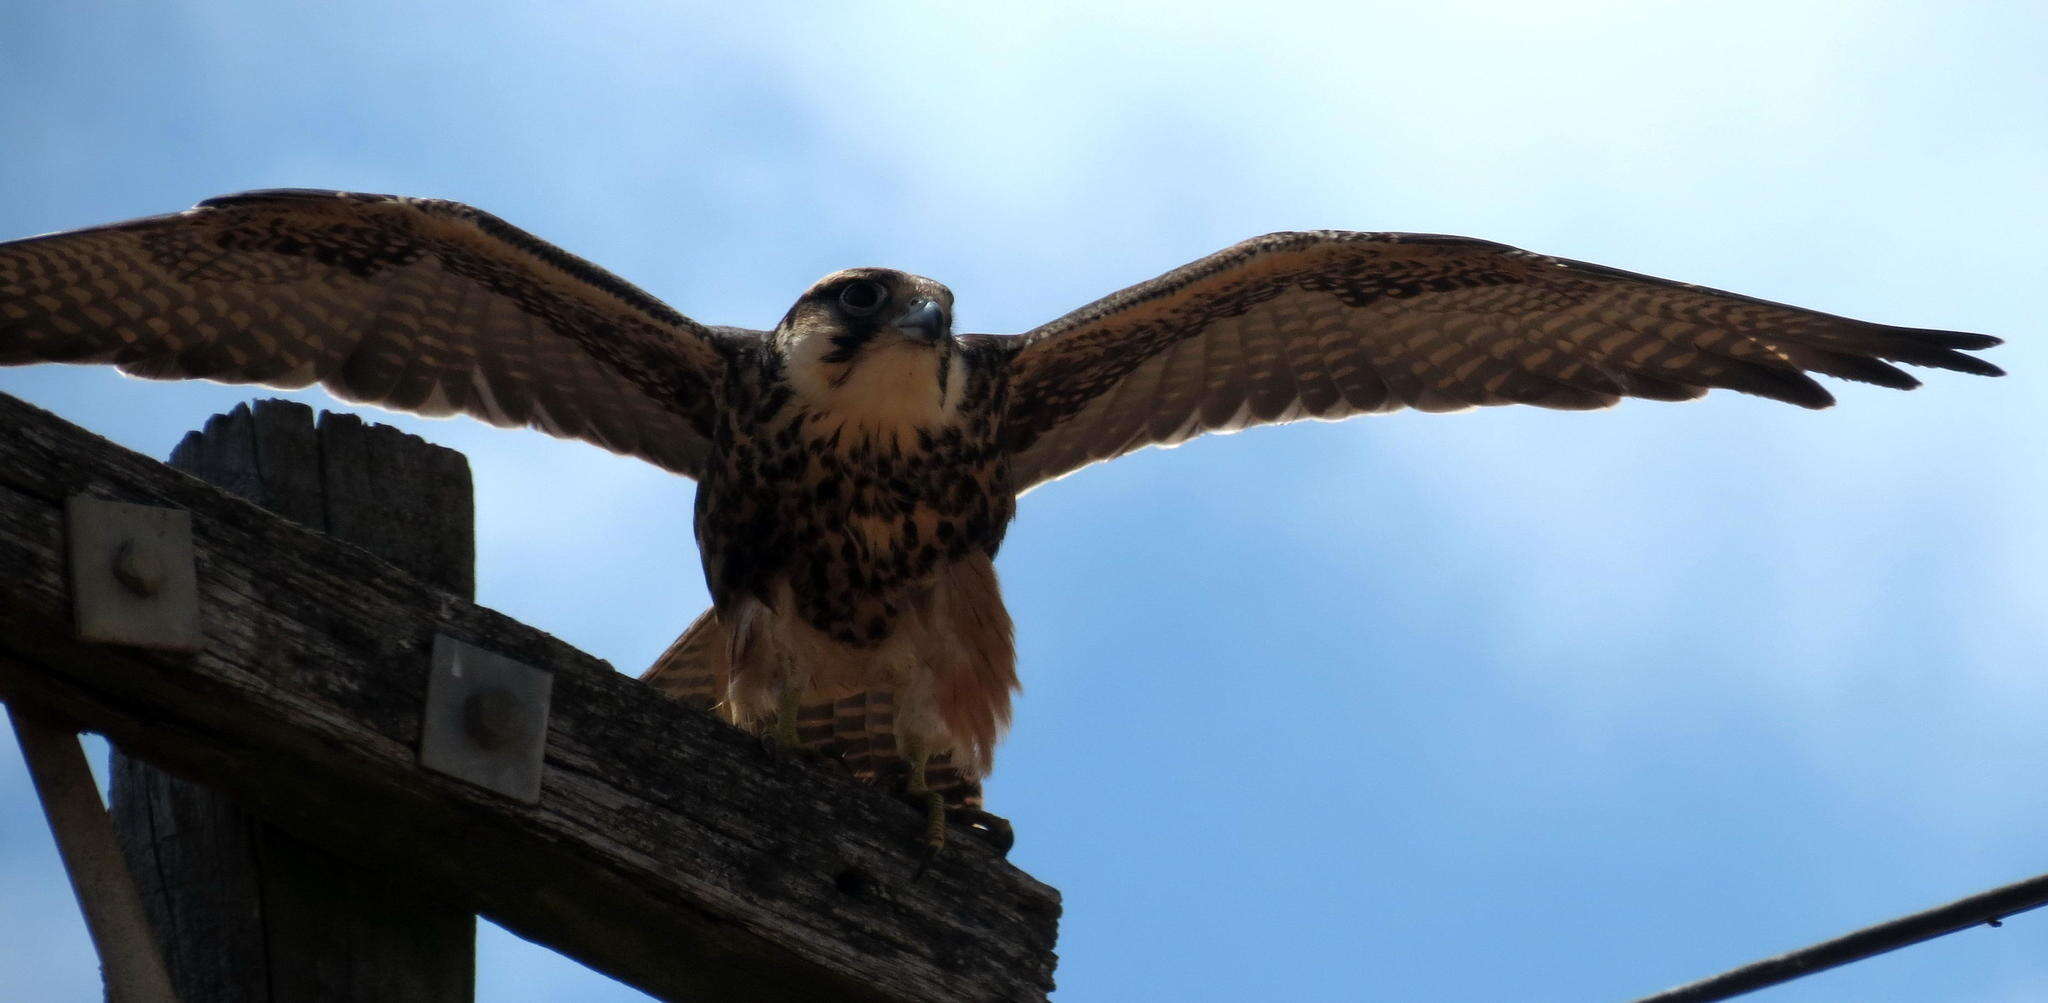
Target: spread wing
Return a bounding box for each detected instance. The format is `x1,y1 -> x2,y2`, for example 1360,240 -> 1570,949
0,189 -> 750,478
994,231 -> 2003,491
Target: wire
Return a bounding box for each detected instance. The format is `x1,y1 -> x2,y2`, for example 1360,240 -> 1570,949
1633,871 -> 2048,1002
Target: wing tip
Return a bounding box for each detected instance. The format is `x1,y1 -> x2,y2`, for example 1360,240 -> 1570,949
1946,355 -> 2007,378
1880,325 -> 2005,376
1915,329 -> 2002,351
194,189 -> 398,211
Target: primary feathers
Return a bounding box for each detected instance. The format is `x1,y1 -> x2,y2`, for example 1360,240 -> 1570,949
0,190 -> 2002,811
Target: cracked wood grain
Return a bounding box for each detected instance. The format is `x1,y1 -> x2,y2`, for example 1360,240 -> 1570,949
0,391 -> 1059,1003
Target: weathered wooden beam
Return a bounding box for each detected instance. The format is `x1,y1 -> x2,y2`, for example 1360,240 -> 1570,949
109,400 -> 477,1003
0,390 -> 1060,1003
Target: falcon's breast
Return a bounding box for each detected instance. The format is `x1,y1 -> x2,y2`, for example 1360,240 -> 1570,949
693,287 -> 1013,650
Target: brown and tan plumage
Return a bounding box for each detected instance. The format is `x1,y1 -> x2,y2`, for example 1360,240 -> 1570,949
0,189 -> 732,475
0,191 -> 2004,849
995,231 -> 2001,491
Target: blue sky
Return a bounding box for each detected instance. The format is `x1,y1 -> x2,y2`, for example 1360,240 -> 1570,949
1,3 -> 2043,1000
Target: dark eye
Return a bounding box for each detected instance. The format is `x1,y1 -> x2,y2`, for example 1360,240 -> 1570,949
837,280 -> 888,316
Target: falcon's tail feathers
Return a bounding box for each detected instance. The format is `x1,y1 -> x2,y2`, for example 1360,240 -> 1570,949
637,610 -> 982,808
639,607 -> 728,712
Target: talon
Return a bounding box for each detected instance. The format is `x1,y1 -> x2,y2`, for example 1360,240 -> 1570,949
947,806 -> 1015,856
758,687 -> 833,769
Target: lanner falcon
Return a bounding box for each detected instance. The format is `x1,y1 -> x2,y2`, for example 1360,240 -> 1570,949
0,190 -> 2003,852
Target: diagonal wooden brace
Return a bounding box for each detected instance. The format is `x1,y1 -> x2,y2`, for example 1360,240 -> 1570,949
8,706 -> 178,1003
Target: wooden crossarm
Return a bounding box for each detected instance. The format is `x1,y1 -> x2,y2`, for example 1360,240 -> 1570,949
0,390 -> 1061,1003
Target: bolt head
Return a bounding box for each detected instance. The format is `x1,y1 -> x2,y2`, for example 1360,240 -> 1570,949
111,539 -> 165,597
463,687 -> 523,749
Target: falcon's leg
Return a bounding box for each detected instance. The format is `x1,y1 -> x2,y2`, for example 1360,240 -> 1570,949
902,736 -> 948,872
771,685 -> 801,749
758,686 -> 853,778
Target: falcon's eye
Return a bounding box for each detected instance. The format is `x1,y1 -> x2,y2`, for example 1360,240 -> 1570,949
837,280 -> 889,316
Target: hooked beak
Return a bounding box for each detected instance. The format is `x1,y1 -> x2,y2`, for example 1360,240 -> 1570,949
890,297 -> 948,344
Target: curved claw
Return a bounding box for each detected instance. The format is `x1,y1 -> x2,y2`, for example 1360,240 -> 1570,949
898,796 -> 1017,874
947,806 -> 1015,856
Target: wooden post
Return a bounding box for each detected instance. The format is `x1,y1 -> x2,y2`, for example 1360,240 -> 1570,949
0,389 -> 1061,1002
106,400 -> 476,1003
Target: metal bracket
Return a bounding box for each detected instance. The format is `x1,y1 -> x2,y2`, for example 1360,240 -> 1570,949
419,634 -> 551,803
66,495 -> 201,651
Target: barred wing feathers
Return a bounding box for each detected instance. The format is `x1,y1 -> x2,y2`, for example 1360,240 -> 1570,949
0,189 -> 742,478
996,231 -> 2002,491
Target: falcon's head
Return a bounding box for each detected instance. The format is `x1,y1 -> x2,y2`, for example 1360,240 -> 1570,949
776,268 -> 965,431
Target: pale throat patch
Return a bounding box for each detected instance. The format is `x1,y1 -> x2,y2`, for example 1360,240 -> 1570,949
786,338 -> 967,439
